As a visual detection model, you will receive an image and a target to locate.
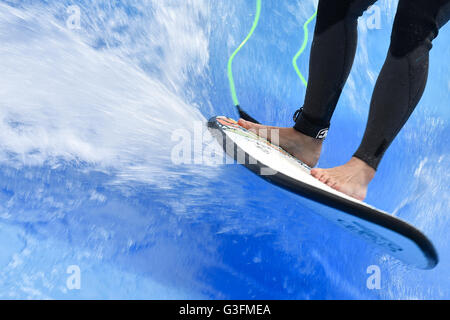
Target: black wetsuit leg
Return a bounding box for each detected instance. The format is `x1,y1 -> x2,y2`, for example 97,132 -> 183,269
354,0 -> 450,169
295,0 -> 449,170
294,0 -> 378,138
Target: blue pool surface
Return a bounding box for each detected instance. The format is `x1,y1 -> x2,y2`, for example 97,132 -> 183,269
0,0 -> 448,299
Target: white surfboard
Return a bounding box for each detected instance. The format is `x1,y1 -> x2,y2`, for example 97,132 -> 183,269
208,116 -> 438,269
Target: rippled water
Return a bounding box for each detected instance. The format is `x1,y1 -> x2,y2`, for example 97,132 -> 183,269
0,0 -> 448,299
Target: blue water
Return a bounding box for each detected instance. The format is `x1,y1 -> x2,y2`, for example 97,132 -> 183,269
0,0 -> 448,299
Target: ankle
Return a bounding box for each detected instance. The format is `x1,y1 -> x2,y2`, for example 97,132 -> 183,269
289,128 -> 323,147
349,157 -> 375,180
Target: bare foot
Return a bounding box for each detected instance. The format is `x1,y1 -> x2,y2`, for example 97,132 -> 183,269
311,157 -> 375,201
238,119 -> 322,167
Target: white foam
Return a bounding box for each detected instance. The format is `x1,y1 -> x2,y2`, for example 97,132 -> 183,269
0,2 -> 212,185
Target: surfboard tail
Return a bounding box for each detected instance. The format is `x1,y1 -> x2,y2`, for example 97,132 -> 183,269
236,105 -> 260,124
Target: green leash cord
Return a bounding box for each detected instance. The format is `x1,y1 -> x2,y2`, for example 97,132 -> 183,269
227,0 -> 262,108
293,10 -> 317,87
227,1 -> 317,120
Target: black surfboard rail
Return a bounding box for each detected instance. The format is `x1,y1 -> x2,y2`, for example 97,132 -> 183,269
208,116 -> 439,270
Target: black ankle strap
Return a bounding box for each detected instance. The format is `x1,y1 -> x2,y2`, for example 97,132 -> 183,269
293,108 -> 329,139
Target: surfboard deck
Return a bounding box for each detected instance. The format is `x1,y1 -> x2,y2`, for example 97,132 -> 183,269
207,116 -> 438,269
